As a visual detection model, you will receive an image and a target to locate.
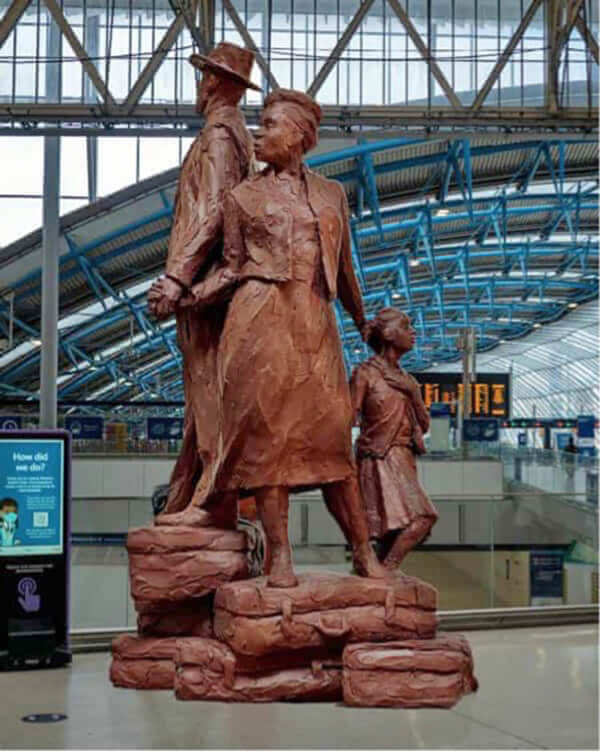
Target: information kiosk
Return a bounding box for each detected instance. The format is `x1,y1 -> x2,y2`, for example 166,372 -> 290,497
0,430 -> 71,669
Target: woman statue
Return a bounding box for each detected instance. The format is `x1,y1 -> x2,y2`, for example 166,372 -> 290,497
350,308 -> 438,569
172,89 -> 386,587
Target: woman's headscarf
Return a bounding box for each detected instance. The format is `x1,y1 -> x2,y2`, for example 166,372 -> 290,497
264,89 -> 323,153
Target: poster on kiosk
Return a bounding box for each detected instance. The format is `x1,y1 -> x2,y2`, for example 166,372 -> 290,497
0,430 -> 71,669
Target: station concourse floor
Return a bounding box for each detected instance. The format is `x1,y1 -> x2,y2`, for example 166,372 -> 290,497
0,625 -> 597,750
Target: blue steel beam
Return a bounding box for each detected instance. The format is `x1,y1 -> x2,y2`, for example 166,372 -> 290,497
0,138 -> 597,404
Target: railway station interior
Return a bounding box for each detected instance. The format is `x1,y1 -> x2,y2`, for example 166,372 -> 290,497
0,0 -> 598,748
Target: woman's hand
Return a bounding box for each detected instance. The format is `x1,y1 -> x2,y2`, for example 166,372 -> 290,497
148,277 -> 183,320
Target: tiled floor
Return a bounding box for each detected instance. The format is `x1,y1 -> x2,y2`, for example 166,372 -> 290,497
0,625 -> 597,749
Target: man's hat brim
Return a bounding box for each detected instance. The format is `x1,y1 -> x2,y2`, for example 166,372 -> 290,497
189,54 -> 262,91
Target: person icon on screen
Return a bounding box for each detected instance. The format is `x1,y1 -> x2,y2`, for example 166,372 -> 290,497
0,497 -> 19,546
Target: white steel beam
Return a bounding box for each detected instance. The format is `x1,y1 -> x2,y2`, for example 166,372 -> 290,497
42,0 -> 117,110
386,0 -> 462,109
307,0 -> 376,98
575,13 -> 599,64
470,0 -> 544,114
168,0 -> 208,54
0,0 -> 31,49
0,104 -> 596,133
121,13 -> 187,115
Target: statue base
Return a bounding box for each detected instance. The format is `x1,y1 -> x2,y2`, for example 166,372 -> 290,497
342,635 -> 478,708
175,637 -> 342,702
110,635 -> 179,689
126,524 -> 249,606
111,524 -> 478,707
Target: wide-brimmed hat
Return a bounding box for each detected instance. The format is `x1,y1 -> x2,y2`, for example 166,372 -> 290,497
189,42 -> 261,91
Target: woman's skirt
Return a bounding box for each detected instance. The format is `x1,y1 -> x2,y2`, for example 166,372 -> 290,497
358,445 -> 438,538
214,278 -> 355,492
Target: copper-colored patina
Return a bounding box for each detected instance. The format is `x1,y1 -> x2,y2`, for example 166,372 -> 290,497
121,62 -> 480,706
148,43 -> 257,522
342,634 -> 479,708
167,89 -> 386,586
351,308 -> 439,569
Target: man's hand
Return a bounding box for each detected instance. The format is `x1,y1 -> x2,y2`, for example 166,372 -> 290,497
148,277 -> 184,320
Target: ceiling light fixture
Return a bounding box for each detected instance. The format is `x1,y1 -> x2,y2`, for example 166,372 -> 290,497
568,302 -> 578,309
435,208 -> 450,217
533,322 -> 542,328
409,258 -> 420,267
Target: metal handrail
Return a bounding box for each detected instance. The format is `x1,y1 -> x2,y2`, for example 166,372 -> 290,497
69,605 -> 599,653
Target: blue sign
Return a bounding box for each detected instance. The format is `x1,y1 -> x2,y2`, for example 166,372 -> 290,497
147,417 -> 183,440
530,550 -> 564,602
556,433 -> 572,451
518,432 -> 527,447
577,415 -> 596,457
0,438 -> 64,557
577,415 -> 595,438
64,416 -> 103,440
0,417 -> 22,431
430,402 -> 451,418
463,418 -> 500,442
0,430 -> 72,670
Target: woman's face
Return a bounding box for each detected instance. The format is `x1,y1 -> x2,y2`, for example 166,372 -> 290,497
254,103 -> 304,168
388,314 -> 416,354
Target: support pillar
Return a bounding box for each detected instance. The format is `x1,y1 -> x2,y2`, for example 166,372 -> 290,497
39,11 -> 61,428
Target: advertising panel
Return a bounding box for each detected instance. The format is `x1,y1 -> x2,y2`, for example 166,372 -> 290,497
577,415 -> 596,458
430,402 -> 451,418
462,418 -> 500,442
0,430 -> 71,669
64,416 -> 103,440
0,438 -> 64,557
147,417 -> 184,440
530,549 -> 564,606
0,416 -> 22,430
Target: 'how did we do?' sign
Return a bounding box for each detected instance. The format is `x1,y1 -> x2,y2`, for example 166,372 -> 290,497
0,440 -> 64,557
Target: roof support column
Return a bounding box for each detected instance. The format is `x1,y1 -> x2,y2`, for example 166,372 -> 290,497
39,10 -> 61,428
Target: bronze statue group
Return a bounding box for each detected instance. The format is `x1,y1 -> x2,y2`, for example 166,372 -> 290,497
148,42 -> 438,588
111,43 -> 478,708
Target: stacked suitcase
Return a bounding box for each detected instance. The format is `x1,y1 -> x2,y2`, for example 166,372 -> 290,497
111,525 -> 478,707
110,523 -> 248,690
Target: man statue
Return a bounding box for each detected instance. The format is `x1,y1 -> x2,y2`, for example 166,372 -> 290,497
148,43 -> 259,526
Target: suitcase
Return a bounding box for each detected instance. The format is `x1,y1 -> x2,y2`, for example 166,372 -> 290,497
136,596 -> 214,638
174,637 -> 342,702
127,525 -> 249,605
214,572 -> 437,657
110,635 -> 179,690
342,634 -> 478,708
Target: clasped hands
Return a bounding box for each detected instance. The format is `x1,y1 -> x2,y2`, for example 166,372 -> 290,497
148,269 -> 238,320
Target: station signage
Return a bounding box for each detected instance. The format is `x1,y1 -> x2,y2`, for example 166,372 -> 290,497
413,372 -> 510,418
0,430 -> 71,669
147,417 -> 184,440
530,550 -> 564,605
462,418 -> 500,442
64,416 -> 104,440
0,416 -> 22,430
577,415 -> 596,458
